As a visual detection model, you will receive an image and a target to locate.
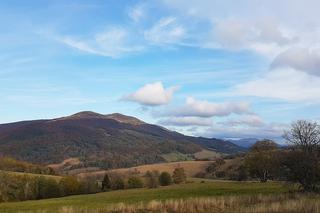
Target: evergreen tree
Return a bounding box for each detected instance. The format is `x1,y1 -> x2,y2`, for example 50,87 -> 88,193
101,173 -> 111,191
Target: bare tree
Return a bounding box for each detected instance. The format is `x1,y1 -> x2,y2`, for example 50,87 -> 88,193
283,120 -> 320,155
282,120 -> 320,191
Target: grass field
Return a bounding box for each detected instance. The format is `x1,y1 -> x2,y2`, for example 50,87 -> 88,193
193,149 -> 221,160
77,161 -> 214,179
0,180 -> 291,212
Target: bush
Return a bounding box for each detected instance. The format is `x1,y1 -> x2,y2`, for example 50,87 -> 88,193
111,176 -> 125,190
127,176 -> 144,189
215,171 -> 226,178
159,172 -> 172,186
206,163 -> 218,173
172,168 -> 186,184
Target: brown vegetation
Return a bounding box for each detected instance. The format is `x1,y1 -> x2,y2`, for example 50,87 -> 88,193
54,193 -> 320,213
77,161 -> 214,179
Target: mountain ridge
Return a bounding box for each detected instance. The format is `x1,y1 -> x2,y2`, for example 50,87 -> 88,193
0,111 -> 245,172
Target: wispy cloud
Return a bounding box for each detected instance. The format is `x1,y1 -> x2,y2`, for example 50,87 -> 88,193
127,3 -> 145,23
158,116 -> 212,126
144,17 -> 185,45
218,114 -> 265,127
58,27 -> 144,58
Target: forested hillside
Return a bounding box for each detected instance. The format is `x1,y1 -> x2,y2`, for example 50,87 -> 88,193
0,112 -> 244,172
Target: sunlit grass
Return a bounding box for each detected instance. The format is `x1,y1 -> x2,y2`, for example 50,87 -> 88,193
0,180 -> 291,212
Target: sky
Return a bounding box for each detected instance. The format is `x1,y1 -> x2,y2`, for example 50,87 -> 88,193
1,0 -> 320,141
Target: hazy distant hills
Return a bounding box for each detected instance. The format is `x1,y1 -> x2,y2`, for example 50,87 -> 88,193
227,138 -> 259,148
0,111 -> 245,171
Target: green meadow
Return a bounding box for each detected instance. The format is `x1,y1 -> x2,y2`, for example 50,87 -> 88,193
0,180 -> 289,213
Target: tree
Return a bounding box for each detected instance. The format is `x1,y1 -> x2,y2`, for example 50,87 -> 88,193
172,168 -> 186,184
159,172 -> 172,186
282,120 -> 320,191
145,170 -> 159,188
127,176 -> 143,189
281,150 -> 320,192
101,173 -> 111,191
111,178 -> 125,190
244,140 -> 279,182
36,176 -> 60,199
59,176 -> 80,196
283,120 -> 320,155
79,177 -> 100,194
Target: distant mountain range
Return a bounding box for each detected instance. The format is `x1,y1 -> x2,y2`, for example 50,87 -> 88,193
0,111 -> 246,172
227,138 -> 259,148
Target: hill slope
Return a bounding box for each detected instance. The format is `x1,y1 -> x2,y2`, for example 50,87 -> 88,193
0,111 -> 245,171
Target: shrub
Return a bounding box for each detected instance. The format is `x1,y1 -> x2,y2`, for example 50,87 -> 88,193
206,163 -> 218,173
127,176 -> 144,189
172,168 -> 186,184
111,176 -> 125,190
215,171 -> 226,178
194,172 -> 206,178
159,172 -> 172,186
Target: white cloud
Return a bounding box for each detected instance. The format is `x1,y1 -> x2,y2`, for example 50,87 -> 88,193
158,116 -> 212,126
128,4 -> 145,22
122,82 -> 179,106
235,68 -> 320,102
167,97 -> 250,117
205,18 -> 294,58
219,114 -> 264,127
161,0 -> 320,60
144,17 -> 185,45
161,0 -> 320,28
271,47 -> 320,76
203,122 -> 288,140
58,27 -> 144,58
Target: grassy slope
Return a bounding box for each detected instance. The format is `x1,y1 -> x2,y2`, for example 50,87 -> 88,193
0,180 -> 289,212
194,149 -> 221,160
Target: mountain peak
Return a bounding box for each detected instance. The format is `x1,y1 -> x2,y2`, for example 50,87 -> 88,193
69,111 -> 105,119
57,111 -> 144,125
105,113 -> 144,125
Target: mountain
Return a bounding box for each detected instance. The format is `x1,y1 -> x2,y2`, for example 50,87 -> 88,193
227,138 -> 259,148
0,111 -> 245,172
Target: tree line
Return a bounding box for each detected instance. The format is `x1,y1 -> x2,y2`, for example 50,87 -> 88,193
201,120 -> 320,192
0,174 -> 99,202
0,167 -> 187,203
101,167 -> 187,191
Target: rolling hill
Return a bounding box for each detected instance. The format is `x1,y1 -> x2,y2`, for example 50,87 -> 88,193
0,111 -> 245,172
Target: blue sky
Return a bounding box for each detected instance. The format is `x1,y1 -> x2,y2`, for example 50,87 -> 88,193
1,0 -> 320,140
